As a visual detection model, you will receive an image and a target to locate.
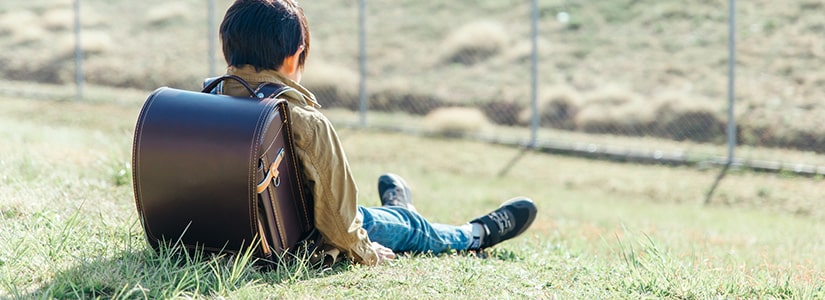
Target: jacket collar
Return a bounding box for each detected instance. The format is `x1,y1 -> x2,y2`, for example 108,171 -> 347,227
225,65 -> 321,108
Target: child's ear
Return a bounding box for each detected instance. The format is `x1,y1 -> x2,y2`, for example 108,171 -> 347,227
279,46 -> 305,78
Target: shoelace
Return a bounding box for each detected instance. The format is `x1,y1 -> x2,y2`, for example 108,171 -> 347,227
488,211 -> 512,235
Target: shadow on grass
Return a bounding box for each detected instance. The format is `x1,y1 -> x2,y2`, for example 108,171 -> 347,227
28,246 -> 350,299
23,237 -> 524,298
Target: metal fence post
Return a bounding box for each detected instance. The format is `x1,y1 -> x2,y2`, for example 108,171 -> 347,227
208,0 -> 217,76
358,0 -> 368,128
529,0 -> 539,147
74,0 -> 84,100
705,0 -> 737,204
726,0 -> 737,164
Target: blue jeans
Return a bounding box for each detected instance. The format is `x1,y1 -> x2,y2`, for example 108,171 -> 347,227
358,206 -> 472,253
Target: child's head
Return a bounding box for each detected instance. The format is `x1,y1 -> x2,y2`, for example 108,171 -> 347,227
220,0 -> 310,72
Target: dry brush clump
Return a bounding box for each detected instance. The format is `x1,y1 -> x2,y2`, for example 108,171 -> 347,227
481,99 -> 523,126
782,119 -> 825,154
423,106 -> 491,138
439,21 -> 508,65
574,100 -> 656,137
0,11 -> 45,45
651,92 -> 726,143
145,3 -> 190,28
370,81 -> 444,115
737,108 -> 781,147
518,85 -> 583,130
573,86 -> 652,136
478,88 -> 526,126
58,30 -> 114,55
301,62 -> 359,109
42,8 -> 74,31
0,6 -> 115,86
738,107 -> 825,153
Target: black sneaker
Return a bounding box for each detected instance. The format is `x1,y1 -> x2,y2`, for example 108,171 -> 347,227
470,197 -> 537,249
378,173 -> 416,212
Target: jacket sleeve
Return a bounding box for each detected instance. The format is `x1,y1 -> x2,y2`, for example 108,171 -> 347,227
290,106 -> 378,265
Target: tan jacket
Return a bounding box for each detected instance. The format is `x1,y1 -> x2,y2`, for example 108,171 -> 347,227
221,65 -> 378,265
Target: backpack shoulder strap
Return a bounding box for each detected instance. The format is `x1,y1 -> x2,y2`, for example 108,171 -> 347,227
202,75 -> 257,95
252,82 -> 296,100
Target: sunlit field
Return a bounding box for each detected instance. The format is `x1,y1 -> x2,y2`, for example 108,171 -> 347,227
1,83 -> 824,298
2,0 -> 825,298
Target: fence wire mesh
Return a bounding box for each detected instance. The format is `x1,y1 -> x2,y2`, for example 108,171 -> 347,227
2,0 -> 825,173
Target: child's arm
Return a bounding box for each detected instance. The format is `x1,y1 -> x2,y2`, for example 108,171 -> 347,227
292,108 -> 380,265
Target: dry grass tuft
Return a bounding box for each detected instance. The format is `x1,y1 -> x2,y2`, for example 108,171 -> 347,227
738,107 -> 825,153
572,105 -> 614,134
424,106 -> 491,137
0,11 -> 46,44
574,99 -> 656,136
573,86 -> 651,135
370,80 -> 444,115
10,26 -> 47,45
439,21 -> 508,65
501,38 -> 553,64
582,85 -> 639,107
145,3 -> 189,27
519,85 -> 583,129
652,92 -> 725,142
482,99 -> 523,126
57,30 -> 114,55
43,8 -> 73,31
301,61 -> 359,109
81,31 -> 115,54
0,11 -> 38,35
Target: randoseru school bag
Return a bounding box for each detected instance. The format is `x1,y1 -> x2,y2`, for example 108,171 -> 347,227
132,75 -> 319,261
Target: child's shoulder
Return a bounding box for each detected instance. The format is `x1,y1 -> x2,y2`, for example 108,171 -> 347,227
286,99 -> 335,130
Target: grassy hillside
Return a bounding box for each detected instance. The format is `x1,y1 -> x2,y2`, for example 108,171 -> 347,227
2,0 -> 825,154
1,83 -> 825,298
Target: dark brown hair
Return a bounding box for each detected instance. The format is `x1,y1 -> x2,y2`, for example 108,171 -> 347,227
220,0 -> 310,71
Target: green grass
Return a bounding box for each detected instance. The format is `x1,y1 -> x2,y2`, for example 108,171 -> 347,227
1,84 -> 825,298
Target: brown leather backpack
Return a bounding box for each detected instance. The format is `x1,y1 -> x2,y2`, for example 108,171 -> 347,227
132,75 -> 318,261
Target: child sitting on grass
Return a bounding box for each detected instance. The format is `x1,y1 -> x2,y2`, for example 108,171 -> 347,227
217,0 -> 538,265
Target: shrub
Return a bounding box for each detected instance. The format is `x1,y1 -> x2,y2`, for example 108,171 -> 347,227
0,10 -> 38,36
582,85 -> 638,107
574,86 -> 652,135
145,3 -> 189,27
653,92 -> 725,142
500,38 -> 551,64
58,30 -> 113,55
439,21 -> 508,65
573,105 -> 613,134
424,107 -> 491,138
301,62 -> 359,109
573,99 -> 655,136
739,108 -> 825,153
614,99 -> 659,136
43,8 -> 73,31
3,14 -> 46,45
737,108 -> 782,147
482,99 -> 523,126
519,85 -> 582,129
370,82 -> 444,115
368,79 -> 409,113
782,122 -> 825,154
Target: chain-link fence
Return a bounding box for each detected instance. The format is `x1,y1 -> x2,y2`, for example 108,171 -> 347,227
2,0 -> 825,175
303,0 -> 825,175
